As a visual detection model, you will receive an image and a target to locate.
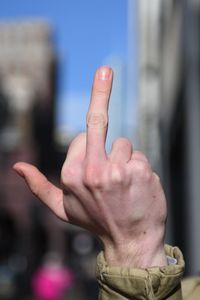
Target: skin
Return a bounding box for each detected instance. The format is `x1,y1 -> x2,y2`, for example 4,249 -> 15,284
13,66 -> 167,268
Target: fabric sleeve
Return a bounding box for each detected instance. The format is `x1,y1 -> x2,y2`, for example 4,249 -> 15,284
96,245 -> 185,300
182,276 -> 200,300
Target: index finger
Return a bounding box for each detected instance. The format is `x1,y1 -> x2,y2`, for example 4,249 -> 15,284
86,66 -> 113,161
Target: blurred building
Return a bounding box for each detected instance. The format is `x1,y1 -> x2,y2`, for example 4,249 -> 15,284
0,20 -> 55,149
0,19 -> 57,236
0,20 -> 58,299
137,0 -> 200,275
0,20 -> 100,300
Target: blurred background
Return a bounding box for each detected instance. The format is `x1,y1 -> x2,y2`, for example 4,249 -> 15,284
0,0 -> 200,299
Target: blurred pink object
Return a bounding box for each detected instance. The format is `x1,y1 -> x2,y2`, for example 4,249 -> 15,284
32,253 -> 74,300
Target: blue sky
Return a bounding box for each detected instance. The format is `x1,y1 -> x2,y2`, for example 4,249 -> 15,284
0,0 -> 137,141
0,0 -> 127,92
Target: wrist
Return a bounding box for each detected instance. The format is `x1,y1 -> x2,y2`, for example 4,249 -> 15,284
103,234 -> 167,268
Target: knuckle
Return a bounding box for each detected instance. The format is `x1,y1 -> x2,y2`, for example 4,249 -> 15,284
133,160 -> 152,181
94,87 -> 108,98
87,113 -> 108,128
153,172 -> 161,182
83,165 -> 103,188
74,132 -> 86,142
67,132 -> 86,153
110,164 -> 124,184
61,166 -> 77,188
113,137 -> 132,149
132,151 -> 148,162
72,132 -> 86,142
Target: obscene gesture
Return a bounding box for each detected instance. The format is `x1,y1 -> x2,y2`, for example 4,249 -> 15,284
14,66 -> 167,268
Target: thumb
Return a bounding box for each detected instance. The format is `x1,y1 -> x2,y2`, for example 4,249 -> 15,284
13,162 -> 68,222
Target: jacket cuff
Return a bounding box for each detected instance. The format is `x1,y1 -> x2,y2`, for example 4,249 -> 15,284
96,245 -> 185,300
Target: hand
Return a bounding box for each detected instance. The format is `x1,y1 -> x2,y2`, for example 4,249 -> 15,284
14,66 -> 167,268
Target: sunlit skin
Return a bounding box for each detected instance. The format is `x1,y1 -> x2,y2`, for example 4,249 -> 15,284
14,66 -> 167,268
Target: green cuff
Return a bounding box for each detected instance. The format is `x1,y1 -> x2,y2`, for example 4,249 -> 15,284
96,245 -> 185,300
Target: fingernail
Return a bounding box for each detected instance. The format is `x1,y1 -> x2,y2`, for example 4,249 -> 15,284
97,66 -> 112,81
